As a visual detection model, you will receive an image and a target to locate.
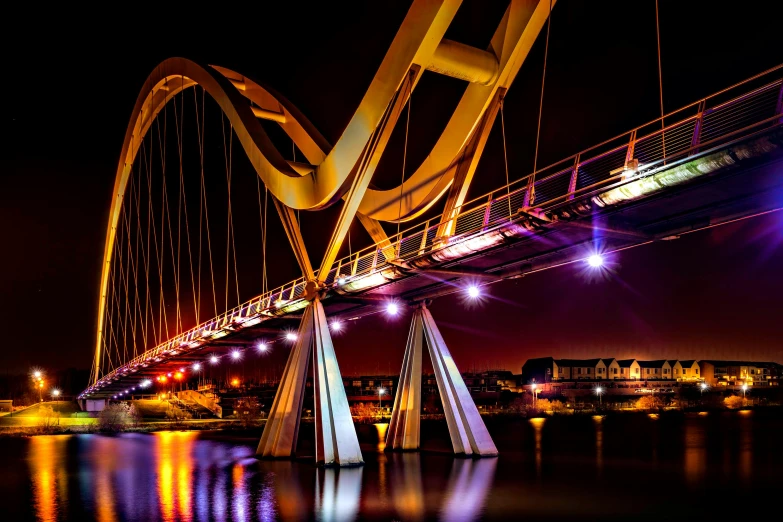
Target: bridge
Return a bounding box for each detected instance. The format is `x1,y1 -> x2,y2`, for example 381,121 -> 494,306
78,0 -> 783,466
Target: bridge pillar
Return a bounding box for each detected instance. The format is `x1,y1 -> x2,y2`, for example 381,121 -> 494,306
387,305 -> 498,457
257,297 -> 363,467
386,311 -> 424,450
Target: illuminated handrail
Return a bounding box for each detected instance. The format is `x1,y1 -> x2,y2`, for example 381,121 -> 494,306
87,64 -> 783,392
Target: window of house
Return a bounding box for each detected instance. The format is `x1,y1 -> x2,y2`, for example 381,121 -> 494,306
352,381 -> 362,387
367,381 -> 374,386
695,369 -> 699,375
613,368 -> 618,374
635,368 -> 639,374
683,369 -> 687,375
559,367 -> 563,373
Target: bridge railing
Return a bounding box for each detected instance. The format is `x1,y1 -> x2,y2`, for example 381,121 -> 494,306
87,64 -> 783,393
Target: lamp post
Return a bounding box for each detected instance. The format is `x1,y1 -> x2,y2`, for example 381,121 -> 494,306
741,383 -> 748,399
531,383 -> 538,406
596,386 -> 604,407
699,382 -> 707,397
378,387 -> 386,410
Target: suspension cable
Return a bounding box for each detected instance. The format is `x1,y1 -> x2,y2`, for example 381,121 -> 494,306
174,85 -> 199,328
222,114 -> 241,310
655,0 -> 666,162
500,95 -> 511,219
256,158 -> 268,295
396,91 -> 412,238
155,99 -> 171,340
196,89 -> 218,319
529,0 -> 553,206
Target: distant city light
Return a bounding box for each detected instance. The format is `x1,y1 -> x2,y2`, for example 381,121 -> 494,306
160,375 -> 168,383
257,342 -> 269,352
140,379 -> 152,388
167,373 -> 172,377
386,302 -> 399,316
595,386 -> 603,394
467,285 -> 480,299
210,355 -> 219,365
33,371 -> 42,379
52,389 -> 61,397
330,321 -> 343,332
174,372 -> 183,380
700,383 -> 708,390
285,332 -> 298,342
231,378 -> 240,387
178,367 -> 185,373
231,350 -> 242,360
587,254 -> 604,268
192,363 -> 202,371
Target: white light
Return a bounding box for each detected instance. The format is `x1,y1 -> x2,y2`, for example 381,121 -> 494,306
231,350 -> 242,360
178,367 -> 185,373
52,389 -> 61,397
596,387 -> 603,394
33,371 -> 42,379
379,388 -> 386,395
330,321 -> 343,332
167,373 -> 172,377
741,384 -> 748,391
587,254 -> 604,268
210,355 -> 219,365
531,383 -> 537,390
467,285 -> 480,299
337,277 -> 346,285
192,363 -> 202,371
257,342 -> 268,352
700,383 -> 707,390
285,332 -> 298,342
113,395 -> 117,399
140,379 -> 152,388
386,303 -> 399,316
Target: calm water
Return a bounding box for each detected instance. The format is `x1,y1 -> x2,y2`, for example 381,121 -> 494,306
3,411 -> 783,521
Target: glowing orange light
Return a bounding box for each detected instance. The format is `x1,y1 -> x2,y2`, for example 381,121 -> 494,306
174,372 -> 183,381
160,376 -> 168,383
231,378 -> 239,387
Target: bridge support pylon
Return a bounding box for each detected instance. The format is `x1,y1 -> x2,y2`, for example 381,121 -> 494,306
387,304 -> 498,457
257,297 -> 363,466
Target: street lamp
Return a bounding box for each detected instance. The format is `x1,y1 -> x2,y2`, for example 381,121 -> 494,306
699,382 -> 708,397
51,389 -> 61,399
595,386 -> 604,407
378,387 -> 386,410
531,383 -> 538,405
741,383 -> 748,398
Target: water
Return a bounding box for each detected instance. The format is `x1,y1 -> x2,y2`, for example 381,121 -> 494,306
3,411 -> 782,521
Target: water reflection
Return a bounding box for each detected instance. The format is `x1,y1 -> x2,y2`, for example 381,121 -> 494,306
389,453 -> 425,521
154,431 -> 197,521
593,415 -> 604,474
530,417 -> 545,476
440,458 -> 497,522
684,420 -> 706,483
738,411 -> 753,481
315,467 -> 363,522
28,435 -> 69,522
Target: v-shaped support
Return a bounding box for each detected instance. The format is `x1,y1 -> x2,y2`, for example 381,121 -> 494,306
387,305 -> 497,456
257,298 -> 363,466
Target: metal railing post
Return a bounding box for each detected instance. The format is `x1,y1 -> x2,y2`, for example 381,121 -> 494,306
351,252 -> 359,276
418,219 -> 431,255
567,154 -> 580,200
690,100 -> 706,156
481,194 -> 493,227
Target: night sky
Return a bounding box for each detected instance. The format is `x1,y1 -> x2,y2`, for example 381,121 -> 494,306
2,1 -> 783,377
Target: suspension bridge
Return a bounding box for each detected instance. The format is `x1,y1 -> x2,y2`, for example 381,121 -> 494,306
78,0 -> 783,466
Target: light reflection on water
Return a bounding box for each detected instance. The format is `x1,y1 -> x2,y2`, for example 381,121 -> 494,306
15,411 -> 782,521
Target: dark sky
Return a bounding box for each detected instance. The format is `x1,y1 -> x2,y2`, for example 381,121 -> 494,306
2,1 -> 782,377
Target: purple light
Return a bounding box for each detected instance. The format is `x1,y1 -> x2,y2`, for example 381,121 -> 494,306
285,332 -> 298,342
257,342 -> 268,352
386,303 -> 399,316
587,254 -> 604,268
231,350 -> 241,361
467,285 -> 480,299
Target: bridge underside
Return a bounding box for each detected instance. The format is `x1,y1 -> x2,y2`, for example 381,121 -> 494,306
84,129 -> 783,399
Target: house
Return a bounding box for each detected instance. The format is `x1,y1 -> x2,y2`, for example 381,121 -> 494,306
674,360 -> 700,381
637,360 -> 672,380
617,359 -> 641,380
699,360 -> 781,387
521,357 -> 555,384
602,358 -> 621,379
553,359 -> 607,380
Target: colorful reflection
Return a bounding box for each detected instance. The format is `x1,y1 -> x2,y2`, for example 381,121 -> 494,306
738,411 -> 753,480
684,420 -> 706,483
390,453 -> 425,521
440,457 -> 497,522
530,417 -> 546,476
28,435 -> 70,522
154,431 -> 196,521
593,415 -> 604,473
315,467 -> 363,522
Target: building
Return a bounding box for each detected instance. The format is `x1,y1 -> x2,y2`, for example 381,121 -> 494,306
699,360 -> 782,387
672,360 -> 701,381
0,400 -> 12,413
602,358 -> 621,379
637,360 -> 672,380
616,359 -> 641,380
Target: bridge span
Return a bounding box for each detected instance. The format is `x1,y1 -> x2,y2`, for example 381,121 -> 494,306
78,0 -> 783,466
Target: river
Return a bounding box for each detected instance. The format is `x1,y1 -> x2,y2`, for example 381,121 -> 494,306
2,410 -> 781,521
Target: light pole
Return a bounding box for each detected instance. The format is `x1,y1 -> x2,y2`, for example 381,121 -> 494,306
378,387 -> 386,410
596,386 -> 603,407
741,383 -> 748,399
531,383 -> 538,406
699,382 -> 707,398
